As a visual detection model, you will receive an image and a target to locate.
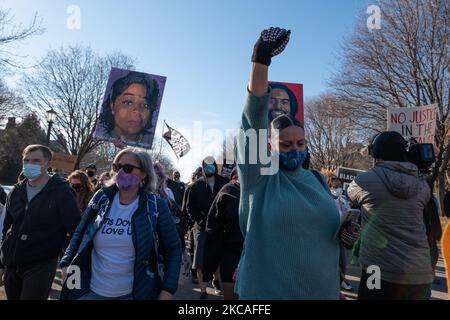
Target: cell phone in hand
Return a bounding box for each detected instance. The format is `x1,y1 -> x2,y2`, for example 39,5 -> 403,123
346,209 -> 361,222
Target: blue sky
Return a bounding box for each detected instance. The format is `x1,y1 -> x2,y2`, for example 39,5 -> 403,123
1,0 -> 370,181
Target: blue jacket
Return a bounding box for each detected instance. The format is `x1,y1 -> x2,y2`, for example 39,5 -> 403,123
59,186 -> 182,300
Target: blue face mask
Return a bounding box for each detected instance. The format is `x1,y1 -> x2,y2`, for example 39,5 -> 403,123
203,164 -> 216,176
23,163 -> 43,181
279,150 -> 307,171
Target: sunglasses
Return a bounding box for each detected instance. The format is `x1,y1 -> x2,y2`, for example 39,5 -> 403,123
71,184 -> 84,192
112,163 -> 142,174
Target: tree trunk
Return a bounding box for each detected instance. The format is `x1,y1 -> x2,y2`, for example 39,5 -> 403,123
74,154 -> 82,171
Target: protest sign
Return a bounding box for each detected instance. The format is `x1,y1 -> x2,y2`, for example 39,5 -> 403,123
387,104 -> 437,144
336,166 -> 365,192
95,68 -> 166,149
268,81 -> 304,125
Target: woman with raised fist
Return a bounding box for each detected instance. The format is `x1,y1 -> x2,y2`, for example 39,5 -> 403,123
235,27 -> 340,299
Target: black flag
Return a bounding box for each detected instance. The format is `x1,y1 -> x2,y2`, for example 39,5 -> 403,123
163,122 -> 191,159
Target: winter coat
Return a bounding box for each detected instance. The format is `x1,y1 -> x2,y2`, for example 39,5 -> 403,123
59,186 -> 182,300
1,175 -> 80,268
347,161 -> 433,284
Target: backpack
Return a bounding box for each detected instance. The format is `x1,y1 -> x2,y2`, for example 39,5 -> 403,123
166,198 -> 187,251
146,194 -> 164,289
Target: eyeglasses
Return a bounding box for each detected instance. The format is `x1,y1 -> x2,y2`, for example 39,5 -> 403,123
112,163 -> 142,174
117,94 -> 151,113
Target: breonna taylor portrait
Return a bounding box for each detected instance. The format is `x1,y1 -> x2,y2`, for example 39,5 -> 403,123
95,68 -> 166,149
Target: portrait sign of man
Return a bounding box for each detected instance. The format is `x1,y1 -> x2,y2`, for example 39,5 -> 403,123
268,81 -> 304,125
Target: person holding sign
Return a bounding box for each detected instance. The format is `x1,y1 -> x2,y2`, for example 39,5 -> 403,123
60,148 -> 181,300
235,27 -> 340,299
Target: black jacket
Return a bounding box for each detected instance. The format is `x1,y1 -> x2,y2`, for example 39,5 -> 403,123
181,184 -> 193,229
206,181 -> 243,247
444,190 -> 450,218
167,179 -> 186,208
203,181 -> 243,281
0,175 -> 81,268
186,174 -> 228,231
0,185 -> 6,206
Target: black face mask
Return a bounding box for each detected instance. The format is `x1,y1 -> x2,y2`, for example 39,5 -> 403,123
71,184 -> 84,193
87,171 -> 95,178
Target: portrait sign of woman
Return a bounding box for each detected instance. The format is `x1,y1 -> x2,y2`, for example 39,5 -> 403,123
268,82 -> 304,124
95,68 -> 167,149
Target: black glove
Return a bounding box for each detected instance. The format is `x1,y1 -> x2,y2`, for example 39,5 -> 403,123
252,27 -> 291,66
339,220 -> 361,250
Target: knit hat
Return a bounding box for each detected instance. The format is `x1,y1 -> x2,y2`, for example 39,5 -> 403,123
370,131 -> 408,162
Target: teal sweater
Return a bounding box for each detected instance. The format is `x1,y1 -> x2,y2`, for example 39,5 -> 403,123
235,89 -> 340,300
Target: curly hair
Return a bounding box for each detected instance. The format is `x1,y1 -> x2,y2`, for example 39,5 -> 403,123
98,71 -> 160,136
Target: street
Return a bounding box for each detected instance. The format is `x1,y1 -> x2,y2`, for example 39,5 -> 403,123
0,251 -> 447,300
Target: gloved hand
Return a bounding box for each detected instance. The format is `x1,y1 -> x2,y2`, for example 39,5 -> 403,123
252,27 -> 291,66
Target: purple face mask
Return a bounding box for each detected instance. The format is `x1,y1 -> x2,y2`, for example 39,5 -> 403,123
116,169 -> 141,191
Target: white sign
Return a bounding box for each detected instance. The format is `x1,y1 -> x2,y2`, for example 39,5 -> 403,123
387,104 -> 437,144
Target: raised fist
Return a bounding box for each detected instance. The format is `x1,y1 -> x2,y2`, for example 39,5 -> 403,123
252,27 -> 291,66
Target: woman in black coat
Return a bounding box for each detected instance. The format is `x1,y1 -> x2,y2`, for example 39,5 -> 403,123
203,168 -> 243,300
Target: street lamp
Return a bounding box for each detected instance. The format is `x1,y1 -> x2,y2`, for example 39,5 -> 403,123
46,108 -> 57,146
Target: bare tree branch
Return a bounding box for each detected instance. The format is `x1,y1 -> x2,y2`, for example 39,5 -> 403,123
330,0 -> 449,190
21,45 -> 135,168
305,94 -> 373,172
0,8 -> 44,70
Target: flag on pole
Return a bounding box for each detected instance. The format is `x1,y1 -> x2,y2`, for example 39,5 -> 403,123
162,121 -> 191,159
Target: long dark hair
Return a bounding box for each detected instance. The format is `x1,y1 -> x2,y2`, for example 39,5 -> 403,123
98,71 -> 160,135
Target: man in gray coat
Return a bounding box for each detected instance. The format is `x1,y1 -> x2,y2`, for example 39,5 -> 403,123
348,131 -> 433,300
